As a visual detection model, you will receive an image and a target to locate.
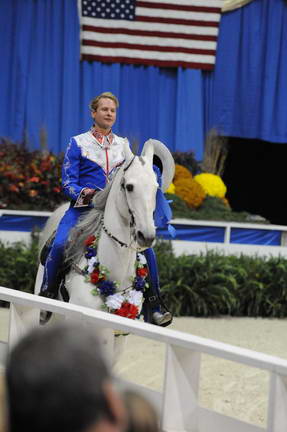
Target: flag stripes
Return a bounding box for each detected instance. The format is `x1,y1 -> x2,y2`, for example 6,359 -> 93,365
79,0 -> 223,69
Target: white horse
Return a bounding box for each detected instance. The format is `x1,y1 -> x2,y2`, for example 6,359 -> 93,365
34,139 -> 174,363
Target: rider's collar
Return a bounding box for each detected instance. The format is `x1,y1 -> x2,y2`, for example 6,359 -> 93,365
91,127 -> 114,149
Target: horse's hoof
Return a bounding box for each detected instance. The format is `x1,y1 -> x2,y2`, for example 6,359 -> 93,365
152,311 -> 173,327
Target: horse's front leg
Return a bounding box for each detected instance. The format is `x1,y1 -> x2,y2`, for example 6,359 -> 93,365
66,270 -> 127,366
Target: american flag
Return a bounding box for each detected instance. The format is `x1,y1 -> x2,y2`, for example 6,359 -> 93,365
78,0 -> 223,70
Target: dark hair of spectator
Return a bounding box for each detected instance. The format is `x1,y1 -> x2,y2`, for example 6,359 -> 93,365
5,324 -> 115,432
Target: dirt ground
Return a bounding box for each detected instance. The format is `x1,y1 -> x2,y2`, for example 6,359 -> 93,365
114,316 -> 287,428
0,308 -> 287,429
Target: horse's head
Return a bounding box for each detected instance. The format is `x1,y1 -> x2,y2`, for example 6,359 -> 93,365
118,139 -> 175,249
120,154 -> 158,249
103,138 -> 174,250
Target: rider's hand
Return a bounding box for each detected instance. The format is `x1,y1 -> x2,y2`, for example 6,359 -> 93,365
82,188 -> 96,204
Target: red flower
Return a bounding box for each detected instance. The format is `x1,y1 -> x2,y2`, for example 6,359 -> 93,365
115,302 -> 138,320
52,186 -> 61,193
28,176 -> 40,183
85,235 -> 96,247
90,270 -> 100,284
136,267 -> 148,278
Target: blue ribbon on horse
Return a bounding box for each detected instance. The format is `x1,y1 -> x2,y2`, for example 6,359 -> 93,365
153,165 -> 176,238
154,189 -> 176,238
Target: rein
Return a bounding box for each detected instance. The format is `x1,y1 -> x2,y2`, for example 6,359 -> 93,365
102,156 -> 139,250
123,155 -> 135,172
102,223 -> 130,248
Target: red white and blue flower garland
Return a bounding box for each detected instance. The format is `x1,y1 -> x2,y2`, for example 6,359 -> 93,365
83,235 -> 149,320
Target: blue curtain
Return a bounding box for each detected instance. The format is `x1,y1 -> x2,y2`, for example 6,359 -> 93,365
203,0 -> 287,143
1,0 -> 287,160
0,0 -> 204,159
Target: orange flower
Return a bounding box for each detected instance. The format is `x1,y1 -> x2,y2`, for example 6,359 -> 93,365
29,189 -> 38,197
53,186 -> 61,193
9,184 -> 19,193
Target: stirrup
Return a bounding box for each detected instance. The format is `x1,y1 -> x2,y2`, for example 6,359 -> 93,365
152,311 -> 173,327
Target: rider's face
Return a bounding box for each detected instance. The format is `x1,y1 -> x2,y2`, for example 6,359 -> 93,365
91,98 -> 117,132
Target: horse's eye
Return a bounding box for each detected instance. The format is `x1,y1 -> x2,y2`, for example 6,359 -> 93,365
126,184 -> 134,192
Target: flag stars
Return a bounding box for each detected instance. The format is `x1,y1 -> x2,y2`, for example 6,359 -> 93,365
81,0 -> 136,20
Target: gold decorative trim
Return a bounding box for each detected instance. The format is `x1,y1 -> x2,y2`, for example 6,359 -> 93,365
222,0 -> 255,12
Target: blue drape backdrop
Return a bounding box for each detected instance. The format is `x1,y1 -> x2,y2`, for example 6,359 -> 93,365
0,0 -> 286,160
204,0 -> 287,143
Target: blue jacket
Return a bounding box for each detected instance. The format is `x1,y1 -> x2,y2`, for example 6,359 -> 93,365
62,130 -> 127,201
61,129 -> 173,232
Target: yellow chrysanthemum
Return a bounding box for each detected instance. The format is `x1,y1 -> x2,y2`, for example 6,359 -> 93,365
175,178 -> 206,209
173,164 -> 193,185
166,183 -> 176,194
194,173 -> 227,198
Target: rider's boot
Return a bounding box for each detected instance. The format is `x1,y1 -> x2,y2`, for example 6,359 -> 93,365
39,258 -> 62,325
39,288 -> 59,325
143,248 -> 173,327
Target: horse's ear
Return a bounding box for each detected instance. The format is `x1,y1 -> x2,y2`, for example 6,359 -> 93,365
122,138 -> 134,163
141,139 -> 175,192
141,138 -> 155,166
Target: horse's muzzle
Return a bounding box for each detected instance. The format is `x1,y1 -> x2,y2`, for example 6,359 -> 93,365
136,230 -> 155,248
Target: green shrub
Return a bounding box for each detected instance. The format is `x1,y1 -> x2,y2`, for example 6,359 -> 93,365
1,238 -> 287,317
166,193 -> 266,223
154,241 -> 287,318
0,234 -> 39,306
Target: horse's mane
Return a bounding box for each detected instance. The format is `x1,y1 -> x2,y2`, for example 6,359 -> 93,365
65,168 -> 121,265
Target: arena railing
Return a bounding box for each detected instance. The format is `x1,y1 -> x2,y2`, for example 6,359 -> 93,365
0,286 -> 286,432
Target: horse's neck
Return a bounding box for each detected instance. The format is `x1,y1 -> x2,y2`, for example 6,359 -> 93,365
98,172 -> 136,290
98,233 -> 136,290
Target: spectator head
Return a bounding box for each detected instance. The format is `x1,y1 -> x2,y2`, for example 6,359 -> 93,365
5,323 -> 125,432
123,390 -> 159,432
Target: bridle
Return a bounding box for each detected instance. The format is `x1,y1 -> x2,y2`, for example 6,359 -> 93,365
102,156 -> 140,250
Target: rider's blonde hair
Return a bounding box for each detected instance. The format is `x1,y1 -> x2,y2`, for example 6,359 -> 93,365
89,92 -> 119,112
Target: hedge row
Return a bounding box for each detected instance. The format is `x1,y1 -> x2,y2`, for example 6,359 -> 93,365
156,242 -> 287,317
1,238 -> 287,317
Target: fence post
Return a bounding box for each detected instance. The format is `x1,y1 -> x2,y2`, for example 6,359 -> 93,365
8,303 -> 40,349
267,373 -> 287,432
161,344 -> 201,431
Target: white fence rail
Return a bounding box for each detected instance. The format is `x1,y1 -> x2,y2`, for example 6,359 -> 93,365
0,286 -> 287,432
2,210 -> 287,257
